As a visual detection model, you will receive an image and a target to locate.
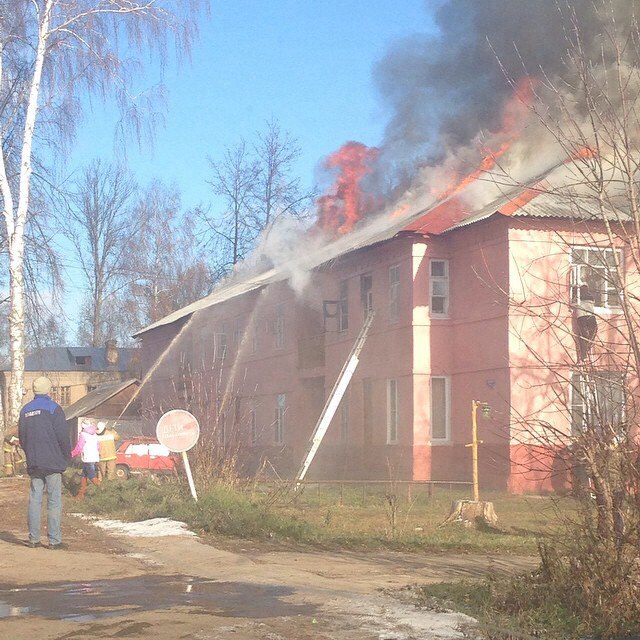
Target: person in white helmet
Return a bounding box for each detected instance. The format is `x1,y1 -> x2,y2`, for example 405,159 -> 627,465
96,421 -> 120,481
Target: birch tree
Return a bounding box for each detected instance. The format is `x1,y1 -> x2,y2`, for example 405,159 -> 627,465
0,0 -> 207,438
121,181 -> 212,330
69,159 -> 136,346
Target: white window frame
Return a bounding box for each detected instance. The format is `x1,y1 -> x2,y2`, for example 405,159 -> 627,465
389,264 -> 400,323
274,394 -> 286,444
214,332 -> 227,364
430,259 -> 449,318
386,379 -> 399,444
570,370 -> 625,436
570,246 -> 623,311
233,318 -> 243,345
430,376 -> 451,442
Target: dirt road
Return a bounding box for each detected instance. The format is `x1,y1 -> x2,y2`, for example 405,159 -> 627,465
0,477 -> 536,639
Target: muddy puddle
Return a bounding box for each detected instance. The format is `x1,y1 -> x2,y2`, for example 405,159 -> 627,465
0,574 -> 316,621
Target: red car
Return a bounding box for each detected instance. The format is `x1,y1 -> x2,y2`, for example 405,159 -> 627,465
115,437 -> 179,479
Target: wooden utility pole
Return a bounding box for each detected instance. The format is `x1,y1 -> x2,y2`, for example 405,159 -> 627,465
445,399 -> 497,527
466,400 -> 484,502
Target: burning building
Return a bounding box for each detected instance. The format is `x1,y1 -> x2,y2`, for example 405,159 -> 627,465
134,1 -> 640,492
132,156 -> 635,493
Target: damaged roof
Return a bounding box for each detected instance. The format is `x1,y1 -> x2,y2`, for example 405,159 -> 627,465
134,160 -> 620,337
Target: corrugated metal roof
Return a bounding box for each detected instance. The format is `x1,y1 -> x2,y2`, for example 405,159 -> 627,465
64,378 -> 140,421
135,159 -> 623,337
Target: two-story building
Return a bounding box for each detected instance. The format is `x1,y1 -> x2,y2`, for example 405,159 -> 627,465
134,163 -> 633,492
1,341 -> 141,414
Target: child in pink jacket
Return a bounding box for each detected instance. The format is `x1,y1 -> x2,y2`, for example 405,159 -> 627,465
71,419 -> 100,498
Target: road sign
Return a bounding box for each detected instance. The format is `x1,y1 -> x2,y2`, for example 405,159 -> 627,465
156,409 -> 200,453
156,409 -> 200,502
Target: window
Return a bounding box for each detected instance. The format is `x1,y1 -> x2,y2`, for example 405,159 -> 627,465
571,371 -> 625,435
233,318 -> 243,345
75,355 -> 88,367
431,377 -> 450,441
274,304 -> 285,348
386,379 -> 398,444
339,395 -> 349,443
148,443 -> 171,457
125,443 -> 149,456
214,332 -> 227,364
274,394 -> 286,444
52,386 -> 71,405
570,247 -> 622,309
339,280 -> 349,332
361,273 -> 373,318
389,264 -> 400,322
430,260 -> 449,317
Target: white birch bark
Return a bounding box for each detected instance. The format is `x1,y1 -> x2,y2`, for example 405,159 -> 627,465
5,1 -> 52,432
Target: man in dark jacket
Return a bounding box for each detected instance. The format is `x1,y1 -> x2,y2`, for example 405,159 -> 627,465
18,376 -> 71,549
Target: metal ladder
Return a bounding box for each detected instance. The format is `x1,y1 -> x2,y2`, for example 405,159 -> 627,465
295,311 -> 375,486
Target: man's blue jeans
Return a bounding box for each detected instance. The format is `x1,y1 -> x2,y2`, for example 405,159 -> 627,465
28,472 -> 62,545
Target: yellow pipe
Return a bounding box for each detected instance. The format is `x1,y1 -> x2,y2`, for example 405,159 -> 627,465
472,400 -> 480,502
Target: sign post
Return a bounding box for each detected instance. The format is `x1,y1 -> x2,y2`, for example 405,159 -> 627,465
156,409 -> 200,501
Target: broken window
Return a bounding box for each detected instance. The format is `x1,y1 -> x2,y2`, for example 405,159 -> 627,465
570,247 -> 622,309
361,273 -> 373,319
430,259 -> 449,317
389,264 -> 400,323
431,376 -> 450,441
339,280 -> 349,332
571,371 -> 625,436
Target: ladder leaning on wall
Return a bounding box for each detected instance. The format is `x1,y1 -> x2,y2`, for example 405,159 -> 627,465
295,310 -> 375,487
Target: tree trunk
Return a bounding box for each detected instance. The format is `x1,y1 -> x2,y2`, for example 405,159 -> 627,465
444,500 -> 498,528
7,1 -> 52,431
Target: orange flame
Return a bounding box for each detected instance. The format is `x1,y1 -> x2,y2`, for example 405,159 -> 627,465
406,77 -> 540,236
500,188 -> 539,215
433,77 -> 538,202
316,141 -> 380,235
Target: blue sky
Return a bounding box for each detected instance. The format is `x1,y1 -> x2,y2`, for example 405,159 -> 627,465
68,1 -> 436,212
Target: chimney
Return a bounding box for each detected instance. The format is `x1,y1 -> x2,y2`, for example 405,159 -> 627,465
105,339 -> 118,366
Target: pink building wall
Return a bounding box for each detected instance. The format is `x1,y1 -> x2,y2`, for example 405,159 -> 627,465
136,214 -> 633,492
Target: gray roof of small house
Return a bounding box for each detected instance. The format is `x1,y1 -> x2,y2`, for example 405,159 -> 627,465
134,159 -> 624,337
0,346 -> 139,373
64,378 -> 140,421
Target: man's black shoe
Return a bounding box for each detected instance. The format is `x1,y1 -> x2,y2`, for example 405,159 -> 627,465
48,542 -> 69,550
25,541 -> 42,548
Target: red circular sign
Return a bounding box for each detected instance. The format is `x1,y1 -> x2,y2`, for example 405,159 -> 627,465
156,410 -> 200,452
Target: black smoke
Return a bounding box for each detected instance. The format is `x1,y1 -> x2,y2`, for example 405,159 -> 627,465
375,0 -> 640,178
